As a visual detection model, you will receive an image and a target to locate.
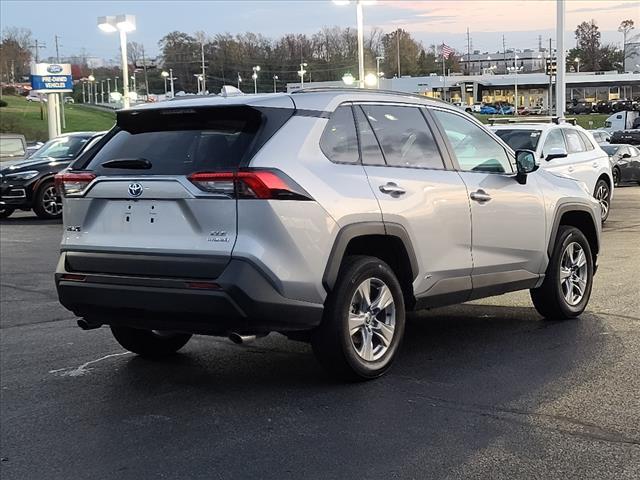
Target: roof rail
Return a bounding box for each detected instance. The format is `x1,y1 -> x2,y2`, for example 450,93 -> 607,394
290,86 -> 450,106
488,116 -> 577,126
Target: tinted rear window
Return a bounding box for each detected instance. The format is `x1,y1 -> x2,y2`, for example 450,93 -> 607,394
493,129 -> 542,151
82,106 -> 290,175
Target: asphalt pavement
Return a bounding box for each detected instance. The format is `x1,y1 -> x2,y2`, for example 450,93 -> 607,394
1,188 -> 639,480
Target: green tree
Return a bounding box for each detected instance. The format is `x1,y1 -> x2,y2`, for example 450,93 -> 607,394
575,20 -> 602,71
381,29 -> 422,77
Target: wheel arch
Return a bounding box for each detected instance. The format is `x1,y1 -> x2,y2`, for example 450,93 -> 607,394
322,222 -> 419,307
549,204 -> 600,264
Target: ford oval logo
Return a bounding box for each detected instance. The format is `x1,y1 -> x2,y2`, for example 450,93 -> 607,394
128,183 -> 143,198
47,64 -> 63,74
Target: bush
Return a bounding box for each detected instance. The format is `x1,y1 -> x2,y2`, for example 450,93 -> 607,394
1,86 -> 17,96
0,100 -> 7,107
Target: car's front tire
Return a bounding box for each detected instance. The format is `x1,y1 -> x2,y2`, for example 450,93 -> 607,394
111,326 -> 192,358
530,226 -> 594,320
0,206 -> 14,219
33,180 -> 62,219
312,256 -> 405,381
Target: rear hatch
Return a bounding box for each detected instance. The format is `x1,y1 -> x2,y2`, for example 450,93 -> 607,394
58,102 -> 294,279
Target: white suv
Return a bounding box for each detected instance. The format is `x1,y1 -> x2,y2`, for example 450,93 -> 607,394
490,120 -> 613,222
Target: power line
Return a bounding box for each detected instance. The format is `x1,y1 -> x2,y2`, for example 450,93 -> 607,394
28,39 -> 46,63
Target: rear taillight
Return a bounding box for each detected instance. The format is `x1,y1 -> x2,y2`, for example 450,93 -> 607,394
54,172 -> 96,197
188,169 -> 312,200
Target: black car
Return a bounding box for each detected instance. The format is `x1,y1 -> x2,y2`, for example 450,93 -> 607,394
0,132 -> 103,219
601,144 -> 640,186
594,100 -> 612,114
610,129 -> 640,146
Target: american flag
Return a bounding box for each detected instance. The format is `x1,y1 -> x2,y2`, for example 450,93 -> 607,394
440,43 -> 455,59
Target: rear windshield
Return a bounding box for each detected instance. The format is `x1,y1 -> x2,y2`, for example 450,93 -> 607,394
0,138 -> 26,158
82,106 -> 290,175
601,145 -> 620,155
493,129 -> 542,151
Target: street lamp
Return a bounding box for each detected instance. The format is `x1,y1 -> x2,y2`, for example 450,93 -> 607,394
342,73 -> 355,86
273,75 -> 279,93
333,1 -> 376,88
298,62 -> 308,87
237,73 -> 242,90
376,55 -> 384,88
130,73 -> 136,95
252,66 -> 260,94
364,73 -> 377,87
88,74 -> 95,103
574,57 -> 580,73
97,14 -> 136,108
507,57 -> 524,115
106,78 -> 111,102
161,71 -> 169,96
100,80 -> 105,103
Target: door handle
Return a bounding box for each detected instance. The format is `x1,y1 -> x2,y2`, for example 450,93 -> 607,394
379,182 -> 406,196
470,189 -> 491,203
567,166 -> 574,172
592,161 -> 598,168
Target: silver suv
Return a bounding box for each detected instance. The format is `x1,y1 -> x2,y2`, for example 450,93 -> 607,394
55,89 -> 602,380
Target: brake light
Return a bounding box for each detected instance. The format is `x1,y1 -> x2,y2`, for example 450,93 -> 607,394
54,172 -> 96,197
188,169 -> 312,200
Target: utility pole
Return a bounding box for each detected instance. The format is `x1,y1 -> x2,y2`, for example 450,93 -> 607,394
29,39 -> 46,63
502,35 -> 507,73
141,45 -> 150,101
200,40 -> 206,93
538,35 -> 543,52
396,29 -> 401,77
54,35 -> 66,129
466,27 -> 471,75
548,38 -> 554,112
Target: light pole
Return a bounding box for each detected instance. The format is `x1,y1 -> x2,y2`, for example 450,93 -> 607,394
574,57 -> 580,73
114,76 -> 118,94
106,78 -> 111,102
161,71 -> 169,96
508,62 -> 523,115
98,14 -> 136,108
376,56 -> 384,88
334,0 -> 373,88
131,73 -> 137,96
169,68 -> 175,98
556,0 -> 566,117
237,73 -> 242,90
298,62 -> 308,87
273,75 -> 278,93
100,80 -> 105,103
88,74 -> 95,103
82,81 -> 86,103
252,66 -> 260,94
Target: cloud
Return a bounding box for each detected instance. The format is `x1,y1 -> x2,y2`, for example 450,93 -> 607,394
568,1 -> 638,14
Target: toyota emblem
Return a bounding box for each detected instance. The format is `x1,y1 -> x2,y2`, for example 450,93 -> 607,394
128,183 -> 143,198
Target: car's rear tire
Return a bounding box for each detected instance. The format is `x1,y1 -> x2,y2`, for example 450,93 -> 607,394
33,180 -> 62,219
0,207 -> 14,219
111,326 -> 192,358
530,226 -> 594,320
612,167 -> 620,187
312,255 -> 405,381
593,178 -> 610,223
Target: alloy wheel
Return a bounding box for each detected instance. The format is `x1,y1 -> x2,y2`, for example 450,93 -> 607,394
594,183 -> 609,220
559,242 -> 588,306
42,185 -> 62,216
348,278 -> 396,362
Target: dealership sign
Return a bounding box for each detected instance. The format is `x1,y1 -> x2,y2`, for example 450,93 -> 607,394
30,63 -> 73,92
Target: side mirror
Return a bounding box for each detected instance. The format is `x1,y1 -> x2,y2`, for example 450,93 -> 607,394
545,147 -> 568,161
621,153 -> 631,159
515,149 -> 538,185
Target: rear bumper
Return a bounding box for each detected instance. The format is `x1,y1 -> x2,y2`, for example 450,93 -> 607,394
55,253 -> 323,334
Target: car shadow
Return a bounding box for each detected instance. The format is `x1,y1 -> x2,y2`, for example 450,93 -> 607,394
0,216 -> 61,226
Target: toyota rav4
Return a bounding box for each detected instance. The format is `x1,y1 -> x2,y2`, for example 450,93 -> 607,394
55,89 -> 602,380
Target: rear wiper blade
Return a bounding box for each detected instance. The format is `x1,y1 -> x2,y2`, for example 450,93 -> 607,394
101,158 -> 152,169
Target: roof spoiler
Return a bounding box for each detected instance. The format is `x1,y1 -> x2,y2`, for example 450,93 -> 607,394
488,116 -> 577,126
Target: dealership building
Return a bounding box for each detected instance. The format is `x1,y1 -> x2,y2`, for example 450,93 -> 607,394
287,71 -> 640,110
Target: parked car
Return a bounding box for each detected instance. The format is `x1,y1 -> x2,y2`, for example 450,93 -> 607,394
0,132 -> 104,219
610,99 -> 633,113
54,89 -> 602,380
26,92 -> 47,103
0,134 -> 27,164
610,129 -> 640,146
64,97 -> 75,104
589,130 -> 610,144
490,120 -> 613,222
568,100 -> 594,115
601,144 -> 640,186
594,100 -> 612,114
480,104 -> 498,114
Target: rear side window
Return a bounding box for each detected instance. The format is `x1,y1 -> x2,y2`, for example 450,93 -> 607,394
82,106 -> 290,175
564,129 -> 586,153
577,131 -> 595,150
361,105 -> 444,169
320,106 -> 359,164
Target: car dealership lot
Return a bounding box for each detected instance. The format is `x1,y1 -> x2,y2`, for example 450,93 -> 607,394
1,189 -> 639,479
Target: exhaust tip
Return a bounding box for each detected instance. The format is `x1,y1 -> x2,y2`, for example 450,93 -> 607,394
77,319 -> 101,330
228,332 -> 255,345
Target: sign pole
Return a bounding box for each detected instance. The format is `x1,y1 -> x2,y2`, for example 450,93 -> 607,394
47,93 -> 58,139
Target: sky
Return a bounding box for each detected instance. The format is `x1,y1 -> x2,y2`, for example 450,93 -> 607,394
1,0 -> 638,61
